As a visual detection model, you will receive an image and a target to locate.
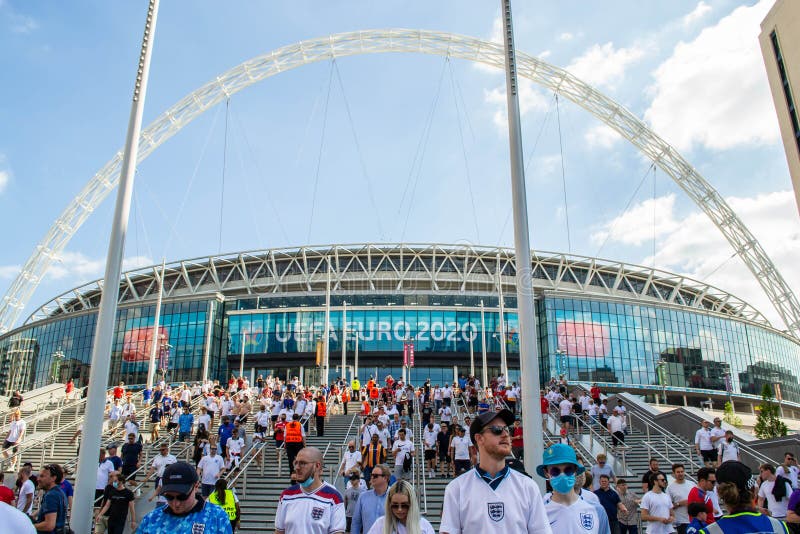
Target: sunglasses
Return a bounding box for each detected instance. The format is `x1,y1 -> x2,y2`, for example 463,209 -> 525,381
164,493 -> 191,502
371,473 -> 387,478
482,425 -> 511,436
548,465 -> 577,477
391,503 -> 410,510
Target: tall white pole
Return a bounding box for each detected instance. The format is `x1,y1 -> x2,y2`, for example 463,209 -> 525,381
239,331 -> 245,377
354,331 -> 359,384
480,300 -> 488,389
72,2 -> 159,531
201,300 -> 215,383
146,259 -> 166,391
469,334 -> 475,378
341,301 -> 347,383
501,0 -> 544,477
323,257 -> 332,386
497,255 -> 509,379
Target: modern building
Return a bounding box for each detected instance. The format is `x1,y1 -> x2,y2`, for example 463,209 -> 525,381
760,0 -> 800,214
0,244 -> 798,413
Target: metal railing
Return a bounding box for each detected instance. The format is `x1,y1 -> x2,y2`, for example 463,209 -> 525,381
126,439 -> 196,507
627,411 -> 701,476
412,392 -> 428,513
330,410 -> 362,489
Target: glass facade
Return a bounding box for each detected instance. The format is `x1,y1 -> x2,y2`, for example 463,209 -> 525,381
1,292 -> 799,404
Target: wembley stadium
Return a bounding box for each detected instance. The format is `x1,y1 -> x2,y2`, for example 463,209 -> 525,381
1,243 -> 798,414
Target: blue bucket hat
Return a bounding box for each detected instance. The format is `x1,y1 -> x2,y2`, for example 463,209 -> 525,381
536,443 -> 586,477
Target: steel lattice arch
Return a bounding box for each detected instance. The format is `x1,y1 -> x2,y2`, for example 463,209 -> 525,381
2,29 -> 798,339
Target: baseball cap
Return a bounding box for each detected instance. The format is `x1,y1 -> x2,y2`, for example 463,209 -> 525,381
716,461 -> 756,493
469,409 -> 515,445
160,462 -> 198,495
536,443 -> 586,478
106,443 -> 117,450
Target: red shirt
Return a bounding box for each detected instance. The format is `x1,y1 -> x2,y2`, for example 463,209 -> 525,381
590,386 -> 601,400
113,386 -> 124,400
511,426 -> 524,448
540,397 -> 549,414
0,485 -> 13,504
687,487 -> 716,523
274,421 -> 286,441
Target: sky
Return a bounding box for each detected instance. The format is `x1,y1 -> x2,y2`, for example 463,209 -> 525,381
0,0 -> 798,332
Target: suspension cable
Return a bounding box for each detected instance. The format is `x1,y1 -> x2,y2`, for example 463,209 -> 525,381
652,165 -> 657,267
162,104 -> 223,256
332,60 -> 385,240
229,110 -> 266,249
218,98 -> 230,253
497,93 -> 557,244
448,59 -> 481,242
398,56 -> 449,242
594,161 -> 656,258
555,94 -> 572,253
307,60 -> 335,245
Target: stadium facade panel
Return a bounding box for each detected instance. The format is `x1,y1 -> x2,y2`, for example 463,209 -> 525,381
0,244 -> 797,405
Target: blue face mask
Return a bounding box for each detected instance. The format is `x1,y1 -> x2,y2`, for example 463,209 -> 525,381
551,473 -> 576,494
299,474 -> 315,488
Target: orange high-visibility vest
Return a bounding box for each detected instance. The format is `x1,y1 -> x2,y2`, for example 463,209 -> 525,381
316,402 -> 327,417
361,401 -> 371,416
285,421 -> 303,443
369,388 -> 379,400
342,391 -> 350,403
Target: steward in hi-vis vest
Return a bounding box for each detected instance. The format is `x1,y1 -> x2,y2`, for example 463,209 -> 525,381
284,415 -> 305,476
208,481 -> 240,530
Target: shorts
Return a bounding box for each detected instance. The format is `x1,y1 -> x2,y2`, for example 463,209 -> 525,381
271,415 -> 279,422
701,449 -> 717,462
122,464 -> 137,480
2,440 -> 18,452
424,449 -> 436,461
560,415 -> 572,424
454,459 -> 471,474
167,422 -> 178,430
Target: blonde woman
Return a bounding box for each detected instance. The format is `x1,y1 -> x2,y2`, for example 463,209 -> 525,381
366,479 -> 434,534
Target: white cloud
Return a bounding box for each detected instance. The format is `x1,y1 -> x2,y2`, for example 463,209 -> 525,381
644,0 -> 779,151
683,1 -> 712,29
591,194 -> 680,247
484,78 -> 549,130
10,14 -> 37,34
48,251 -> 154,281
539,50 -> 552,60
595,190 -> 800,329
0,264 -> 20,279
584,124 -> 622,149
566,42 -> 646,90
558,32 -> 574,42
0,170 -> 9,194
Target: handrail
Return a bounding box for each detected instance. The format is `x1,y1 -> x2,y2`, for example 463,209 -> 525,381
3,390 -> 142,470
628,411 -> 701,475
0,387 -> 88,437
226,442 -> 266,491
412,391 -> 427,514
127,439 -> 196,506
332,410 -> 361,488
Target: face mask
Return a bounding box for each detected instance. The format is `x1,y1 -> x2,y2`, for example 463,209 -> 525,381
550,473 -> 576,494
112,481 -> 120,489
299,474 -> 315,488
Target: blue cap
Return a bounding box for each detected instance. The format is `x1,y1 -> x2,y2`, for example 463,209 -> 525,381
536,443 -> 586,477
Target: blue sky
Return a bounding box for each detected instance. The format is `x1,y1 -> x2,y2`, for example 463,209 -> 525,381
0,0 -> 798,330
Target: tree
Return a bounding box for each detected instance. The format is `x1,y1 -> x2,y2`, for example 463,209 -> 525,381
754,384 -> 788,439
722,401 -> 742,428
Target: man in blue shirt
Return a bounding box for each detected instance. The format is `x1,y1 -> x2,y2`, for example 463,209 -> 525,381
595,474 -> 626,534
106,443 -> 123,471
138,461 -> 231,533
351,463 -> 390,534
32,464 -> 67,533
178,407 -> 194,442
218,416 -> 235,456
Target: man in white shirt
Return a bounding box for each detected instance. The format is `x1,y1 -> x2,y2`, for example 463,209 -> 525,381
95,449 -> 116,502
709,418 -> 725,446
196,445 -> 225,497
439,405 -> 453,424
197,407 -> 212,433
450,426 -> 472,476
3,411 -> 26,469
440,409 -> 550,534
423,418 -> 440,478
340,441 -> 362,485
398,420 -> 413,442
226,428 -> 245,469
776,453 -> 799,490
641,472 -> 675,534
147,443 -> 177,488
15,466 -> 35,515
666,463 -> 693,534
108,400 -> 123,428
375,421 -> 390,449
442,385 -> 453,406
360,416 -> 378,447
559,397 -> 574,433
607,409 -> 626,448
391,429 -> 415,480
123,415 -> 140,443
716,431 -> 740,466
758,464 -> 793,519
694,420 -> 715,467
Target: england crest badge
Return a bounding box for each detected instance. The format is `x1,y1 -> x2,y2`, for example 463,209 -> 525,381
311,506 -> 325,520
580,512 -> 595,530
487,502 -> 505,522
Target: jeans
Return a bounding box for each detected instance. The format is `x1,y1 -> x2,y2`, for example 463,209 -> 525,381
201,483 -> 215,497
619,523 -> 638,534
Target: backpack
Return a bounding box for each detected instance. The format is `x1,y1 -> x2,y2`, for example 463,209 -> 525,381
403,451 -> 413,472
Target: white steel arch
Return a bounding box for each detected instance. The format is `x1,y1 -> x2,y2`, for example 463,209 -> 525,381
3,29 -> 799,338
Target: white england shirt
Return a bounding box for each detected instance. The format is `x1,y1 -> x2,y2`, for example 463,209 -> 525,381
450,435 -> 471,461
423,424 -> 440,448
440,467 -> 552,534
544,495 -> 606,534
718,440 -> 740,463
275,482 -> 345,534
